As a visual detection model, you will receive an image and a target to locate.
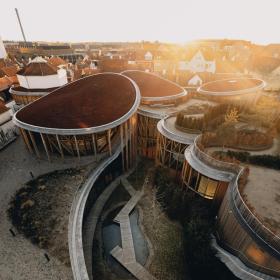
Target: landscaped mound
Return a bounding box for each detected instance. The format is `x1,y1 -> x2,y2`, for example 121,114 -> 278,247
8,167 -> 90,266
176,103 -> 275,150
176,104 -> 244,133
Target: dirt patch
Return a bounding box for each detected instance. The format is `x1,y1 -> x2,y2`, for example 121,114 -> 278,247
8,166 -> 91,266
243,165 -> 280,235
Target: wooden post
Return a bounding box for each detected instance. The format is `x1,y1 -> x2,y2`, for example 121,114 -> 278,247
20,128 -> 33,153
128,119 -> 132,166
40,133 -> 51,162
107,129 -> 112,156
125,121 -> 129,170
195,173 -> 201,191
74,135 -> 80,160
120,124 -> 125,171
187,164 -> 192,186
56,134 -> 64,159
28,131 -> 40,158
92,134 -> 97,156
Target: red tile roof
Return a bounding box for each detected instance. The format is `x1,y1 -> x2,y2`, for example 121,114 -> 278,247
0,77 -> 12,91
0,66 -> 18,77
47,57 -> 67,67
0,103 -> 9,114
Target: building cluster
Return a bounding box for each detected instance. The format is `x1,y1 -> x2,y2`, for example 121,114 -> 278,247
0,36 -> 279,279
11,67 -> 280,279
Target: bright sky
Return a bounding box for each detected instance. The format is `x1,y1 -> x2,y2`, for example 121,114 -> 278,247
1,0 -> 280,44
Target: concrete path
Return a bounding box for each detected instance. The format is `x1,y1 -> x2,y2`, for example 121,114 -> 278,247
83,178 -> 121,277
110,176 -> 156,280
121,178 -> 137,196
111,246 -> 156,280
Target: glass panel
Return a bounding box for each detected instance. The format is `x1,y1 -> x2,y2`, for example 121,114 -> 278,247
198,176 -> 208,195
205,179 -> 218,199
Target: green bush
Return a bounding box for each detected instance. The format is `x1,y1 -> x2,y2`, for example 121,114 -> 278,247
227,151 -> 280,170
153,166 -> 238,280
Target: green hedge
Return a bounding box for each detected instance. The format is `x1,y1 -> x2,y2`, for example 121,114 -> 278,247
226,151 -> 280,170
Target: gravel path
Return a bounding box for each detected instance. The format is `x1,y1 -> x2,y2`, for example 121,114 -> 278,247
0,138 -> 95,280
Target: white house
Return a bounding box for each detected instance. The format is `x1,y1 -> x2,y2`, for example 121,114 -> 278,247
188,74 -> 203,86
17,56 -> 68,89
144,51 -> 153,61
178,50 -> 216,73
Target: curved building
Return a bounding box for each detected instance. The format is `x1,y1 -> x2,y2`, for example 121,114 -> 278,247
181,135 -> 280,278
156,115 -> 198,172
13,73 -> 140,169
197,78 -> 265,106
10,56 -> 68,105
181,135 -> 236,204
122,70 -> 188,158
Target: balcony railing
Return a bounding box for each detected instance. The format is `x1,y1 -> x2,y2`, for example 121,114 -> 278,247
193,136 -> 241,175
231,170 -> 280,257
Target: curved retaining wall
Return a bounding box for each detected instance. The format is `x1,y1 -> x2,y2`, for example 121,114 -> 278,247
68,147 -> 123,280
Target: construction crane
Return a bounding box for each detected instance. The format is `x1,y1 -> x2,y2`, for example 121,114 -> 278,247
15,8 -> 27,44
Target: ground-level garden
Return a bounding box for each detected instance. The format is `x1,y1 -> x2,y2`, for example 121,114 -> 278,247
8,157 -> 239,280
8,165 -> 92,267
92,158 -> 238,280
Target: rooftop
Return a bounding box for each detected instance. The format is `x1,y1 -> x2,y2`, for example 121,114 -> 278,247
47,57 -> 67,67
198,78 -> 265,95
0,103 -> 9,114
243,165 -> 280,235
17,57 -> 58,76
15,73 -> 138,130
122,70 -> 185,99
11,85 -> 59,93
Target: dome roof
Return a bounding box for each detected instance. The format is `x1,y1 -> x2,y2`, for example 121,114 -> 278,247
122,70 -> 186,101
14,73 -> 140,133
17,56 -> 58,76
198,78 -> 265,96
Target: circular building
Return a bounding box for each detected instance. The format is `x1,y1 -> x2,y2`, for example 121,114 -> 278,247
122,70 -> 188,158
13,73 -> 140,169
10,56 -> 68,105
156,115 -> 198,173
181,135 -> 237,205
197,78 -> 265,106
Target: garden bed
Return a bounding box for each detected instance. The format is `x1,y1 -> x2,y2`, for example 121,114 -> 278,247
8,166 -> 91,266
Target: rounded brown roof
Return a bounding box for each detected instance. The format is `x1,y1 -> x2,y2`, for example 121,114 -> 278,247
122,70 -> 186,100
198,78 -> 265,96
14,73 -> 140,133
17,61 -> 58,76
11,85 -> 59,93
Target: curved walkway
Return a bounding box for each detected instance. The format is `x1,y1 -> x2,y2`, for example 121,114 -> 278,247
110,177 -> 156,280
68,147 -> 122,280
